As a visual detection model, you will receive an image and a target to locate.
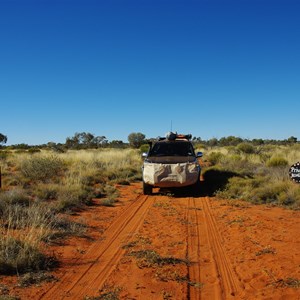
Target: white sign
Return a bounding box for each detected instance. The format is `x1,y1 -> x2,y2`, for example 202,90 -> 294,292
289,162 -> 300,183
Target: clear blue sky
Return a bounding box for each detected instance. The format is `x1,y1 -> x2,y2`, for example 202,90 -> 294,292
1,0 -> 299,145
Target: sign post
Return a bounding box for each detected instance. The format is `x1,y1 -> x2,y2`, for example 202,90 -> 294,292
289,162 -> 300,183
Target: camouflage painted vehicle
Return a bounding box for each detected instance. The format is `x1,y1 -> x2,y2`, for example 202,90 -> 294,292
142,132 -> 203,195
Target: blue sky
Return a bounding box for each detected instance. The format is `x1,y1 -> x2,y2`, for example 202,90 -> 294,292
1,0 -> 299,145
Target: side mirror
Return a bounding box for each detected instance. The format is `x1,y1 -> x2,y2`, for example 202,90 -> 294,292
197,152 -> 203,158
142,152 -> 148,158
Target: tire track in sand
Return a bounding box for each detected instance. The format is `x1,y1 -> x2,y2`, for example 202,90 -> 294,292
187,196 -> 244,299
186,197 -> 202,300
40,194 -> 153,300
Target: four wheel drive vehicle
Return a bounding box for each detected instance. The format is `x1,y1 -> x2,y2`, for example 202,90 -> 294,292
142,132 -> 203,195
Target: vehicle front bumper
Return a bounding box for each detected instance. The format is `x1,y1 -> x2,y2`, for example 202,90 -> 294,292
143,162 -> 200,188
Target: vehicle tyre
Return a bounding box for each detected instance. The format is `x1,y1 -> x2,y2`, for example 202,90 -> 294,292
143,181 -> 152,195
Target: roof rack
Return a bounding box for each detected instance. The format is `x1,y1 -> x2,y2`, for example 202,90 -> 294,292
176,134 -> 192,140
157,132 -> 192,141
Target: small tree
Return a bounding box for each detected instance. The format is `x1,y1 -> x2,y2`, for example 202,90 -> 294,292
252,139 -> 264,146
208,138 -> 218,147
65,132 -> 107,149
128,132 -> 146,148
92,136 -> 108,147
287,136 -> 297,144
0,133 -> 7,145
219,136 -> 243,146
110,140 -> 125,148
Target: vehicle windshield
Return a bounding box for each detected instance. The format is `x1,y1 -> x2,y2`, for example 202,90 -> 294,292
149,141 -> 195,157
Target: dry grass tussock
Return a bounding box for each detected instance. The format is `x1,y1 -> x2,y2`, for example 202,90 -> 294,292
1,143 -> 297,277
202,144 -> 300,208
61,149 -> 141,184
0,190 -> 57,274
0,148 -> 142,275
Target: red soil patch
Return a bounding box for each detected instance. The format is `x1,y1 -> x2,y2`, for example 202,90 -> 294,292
0,183 -> 299,299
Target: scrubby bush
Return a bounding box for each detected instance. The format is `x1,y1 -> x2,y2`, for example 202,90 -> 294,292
0,189 -> 30,208
27,148 -> 41,154
128,132 -> 146,148
216,176 -> 300,208
0,193 -> 54,231
43,216 -> 87,242
0,236 -> 56,274
204,144 -> 300,208
207,152 -> 225,165
266,157 -> 288,167
0,192 -> 58,274
104,167 -> 140,183
61,149 -> 142,185
277,184 -> 300,206
0,148 -> 144,277
0,150 -> 10,160
209,153 -> 260,177
20,155 -> 65,182
237,142 -> 256,154
34,184 -> 60,201
56,185 -> 94,212
101,184 -> 120,200
140,144 -> 150,154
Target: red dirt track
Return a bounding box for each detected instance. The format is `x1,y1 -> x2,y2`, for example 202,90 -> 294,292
2,183 -> 300,299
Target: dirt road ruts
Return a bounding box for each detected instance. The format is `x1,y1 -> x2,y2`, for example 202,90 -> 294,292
7,183 -> 299,300
40,194 -> 154,299
186,197 -> 246,299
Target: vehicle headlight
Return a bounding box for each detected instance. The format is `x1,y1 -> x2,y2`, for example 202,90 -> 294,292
188,163 -> 198,172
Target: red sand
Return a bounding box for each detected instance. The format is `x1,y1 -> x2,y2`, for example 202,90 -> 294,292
1,183 -> 299,299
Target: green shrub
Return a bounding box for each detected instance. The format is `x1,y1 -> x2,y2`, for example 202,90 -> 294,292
207,152 -> 224,165
56,185 -> 94,212
216,175 -> 300,208
251,184 -> 281,204
230,154 -> 242,161
51,216 -> 86,232
102,167 -> 140,184
194,143 -> 207,151
27,148 -> 41,154
42,216 -> 87,242
2,204 -> 29,229
0,237 -> 56,274
20,155 -> 65,182
216,176 -> 253,200
34,184 -> 59,201
266,157 -> 288,167
202,168 -> 241,196
0,151 -> 10,160
81,174 -> 98,186
218,157 -> 259,177
1,200 -> 55,230
257,152 -> 271,163
101,184 -> 119,197
237,142 -> 256,154
0,189 -> 30,208
18,271 -> 57,287
140,144 -> 150,154
115,168 -> 140,183
277,183 -> 300,206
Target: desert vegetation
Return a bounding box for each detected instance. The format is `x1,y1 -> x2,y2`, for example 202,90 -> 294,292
0,148 -> 142,276
197,142 -> 300,208
0,132 -> 299,279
